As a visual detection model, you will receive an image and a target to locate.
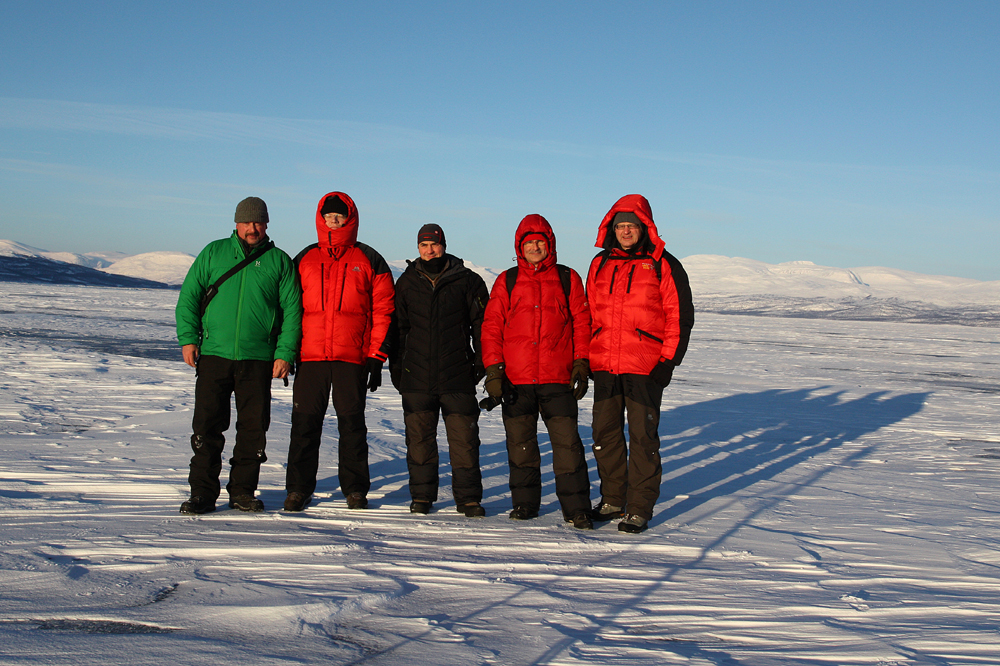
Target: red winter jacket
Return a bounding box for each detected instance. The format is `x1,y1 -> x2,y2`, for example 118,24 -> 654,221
586,194 -> 694,375
295,192 -> 395,364
482,214 -> 591,386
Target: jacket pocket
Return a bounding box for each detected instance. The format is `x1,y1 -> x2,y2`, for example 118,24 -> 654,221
591,326 -> 603,340
636,328 -> 663,344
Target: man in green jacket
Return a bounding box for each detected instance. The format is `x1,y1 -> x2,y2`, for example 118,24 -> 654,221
175,196 -> 302,514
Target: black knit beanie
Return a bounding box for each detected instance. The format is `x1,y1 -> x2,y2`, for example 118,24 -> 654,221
417,223 -> 446,247
320,195 -> 349,217
235,197 -> 269,224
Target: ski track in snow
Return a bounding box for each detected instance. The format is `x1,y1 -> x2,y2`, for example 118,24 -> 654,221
2,282 -> 1000,665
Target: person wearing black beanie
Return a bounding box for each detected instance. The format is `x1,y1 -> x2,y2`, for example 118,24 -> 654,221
389,224 -> 490,518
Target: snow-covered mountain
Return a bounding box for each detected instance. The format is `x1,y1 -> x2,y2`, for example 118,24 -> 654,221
0,240 -> 177,289
0,240 -> 129,270
684,255 -> 1000,326
0,240 -> 192,286
685,255 -> 997,305
4,240 -> 999,325
101,251 -> 196,286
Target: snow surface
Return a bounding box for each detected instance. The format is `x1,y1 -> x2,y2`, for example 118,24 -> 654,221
2,282 -> 999,665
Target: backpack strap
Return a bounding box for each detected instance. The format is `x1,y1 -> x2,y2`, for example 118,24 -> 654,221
200,241 -> 274,316
506,264 -> 572,305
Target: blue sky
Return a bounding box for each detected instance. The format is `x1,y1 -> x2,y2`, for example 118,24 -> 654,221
1,1 -> 997,280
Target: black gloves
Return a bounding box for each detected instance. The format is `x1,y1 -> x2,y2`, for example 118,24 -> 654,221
571,358 -> 590,400
649,358 -> 674,388
365,357 -> 384,392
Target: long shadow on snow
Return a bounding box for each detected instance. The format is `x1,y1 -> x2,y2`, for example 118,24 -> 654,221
499,387 -> 930,666
309,387 -> 926,520
644,386 -> 928,527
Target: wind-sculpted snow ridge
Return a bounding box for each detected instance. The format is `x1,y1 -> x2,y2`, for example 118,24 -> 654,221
2,282 -> 1000,664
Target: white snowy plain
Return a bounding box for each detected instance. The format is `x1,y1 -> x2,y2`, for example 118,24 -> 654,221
2,281 -> 999,666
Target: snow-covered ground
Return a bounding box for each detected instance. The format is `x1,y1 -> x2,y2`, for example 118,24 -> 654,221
2,282 -> 999,665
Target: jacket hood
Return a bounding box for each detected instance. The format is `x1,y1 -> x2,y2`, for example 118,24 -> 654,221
594,194 -> 664,260
315,192 -> 359,248
514,214 -> 557,272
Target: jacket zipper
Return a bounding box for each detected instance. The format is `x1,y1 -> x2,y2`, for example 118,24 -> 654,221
337,260 -> 345,311
626,265 -> 636,293
234,255 -> 247,359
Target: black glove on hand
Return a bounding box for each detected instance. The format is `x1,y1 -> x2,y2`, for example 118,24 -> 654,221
571,358 -> 590,400
484,363 -> 505,399
649,358 -> 674,388
365,358 -> 384,393
389,363 -> 401,391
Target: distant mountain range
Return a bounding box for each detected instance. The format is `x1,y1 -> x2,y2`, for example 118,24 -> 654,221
3,240 -> 998,325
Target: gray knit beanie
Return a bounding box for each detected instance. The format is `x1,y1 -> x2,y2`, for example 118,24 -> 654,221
235,197 -> 269,224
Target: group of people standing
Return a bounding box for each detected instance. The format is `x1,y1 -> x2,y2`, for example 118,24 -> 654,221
175,192 -> 694,534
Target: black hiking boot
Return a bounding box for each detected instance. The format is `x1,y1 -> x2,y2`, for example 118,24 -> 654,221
180,495 -> 216,515
508,505 -> 539,520
283,492 -> 312,512
346,492 -> 368,510
229,495 -> 265,512
592,501 -> 624,522
458,502 -> 486,518
410,500 -> 432,514
618,514 -> 648,534
566,510 -> 594,530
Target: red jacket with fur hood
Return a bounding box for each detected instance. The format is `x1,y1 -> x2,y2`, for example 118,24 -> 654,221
586,194 -> 694,376
295,192 -> 395,364
482,214 -> 591,385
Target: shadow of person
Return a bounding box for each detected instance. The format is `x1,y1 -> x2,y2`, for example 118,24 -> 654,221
642,387 -> 929,526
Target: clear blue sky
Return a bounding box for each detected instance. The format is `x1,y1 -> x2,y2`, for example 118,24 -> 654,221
1,1 -> 997,279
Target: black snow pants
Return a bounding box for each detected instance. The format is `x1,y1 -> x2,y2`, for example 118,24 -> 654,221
286,360 -> 370,498
401,392 -> 483,506
188,355 -> 273,500
590,371 -> 664,520
501,383 -> 591,519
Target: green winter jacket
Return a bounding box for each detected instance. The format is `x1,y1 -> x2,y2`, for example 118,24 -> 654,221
176,232 -> 302,363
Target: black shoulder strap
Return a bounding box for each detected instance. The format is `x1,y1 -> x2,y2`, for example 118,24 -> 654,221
293,243 -> 318,267
200,241 -> 274,316
505,267 -> 518,296
556,264 -> 572,304
356,242 -> 392,276
506,264 -> 572,306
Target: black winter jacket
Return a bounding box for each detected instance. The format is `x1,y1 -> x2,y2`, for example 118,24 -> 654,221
390,255 -> 490,394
